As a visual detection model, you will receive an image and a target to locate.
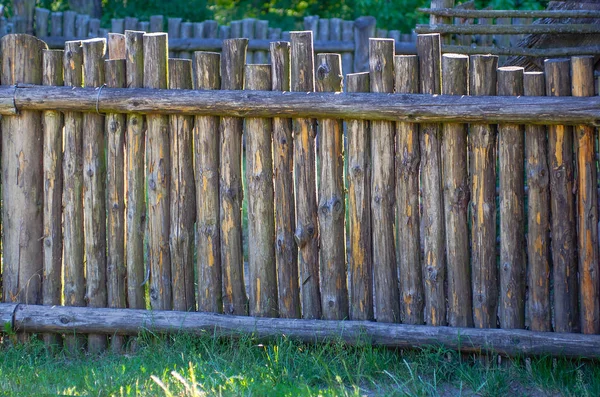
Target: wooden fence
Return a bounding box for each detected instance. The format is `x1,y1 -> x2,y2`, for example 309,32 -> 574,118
0,31 -> 600,356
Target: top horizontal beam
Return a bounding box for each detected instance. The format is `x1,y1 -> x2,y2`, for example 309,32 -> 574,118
2,85 -> 599,126
416,23 -> 600,35
419,7 -> 600,19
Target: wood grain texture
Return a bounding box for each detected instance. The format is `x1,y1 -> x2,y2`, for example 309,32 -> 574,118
441,53 -> 471,328
523,71 -> 551,332
347,72 -> 373,321
168,59 -> 196,312
545,58 -> 578,333
270,42 -> 300,319
354,17 -> 376,73
470,54 -> 498,329
220,39 -> 248,315
369,39 -> 399,323
291,31 -> 321,319
417,34 -> 445,326
108,33 -> 125,60
194,52 -> 223,314
144,33 -> 172,311
316,53 -> 348,320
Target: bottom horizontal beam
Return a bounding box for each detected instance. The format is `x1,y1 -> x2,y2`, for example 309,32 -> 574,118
2,303 -> 600,358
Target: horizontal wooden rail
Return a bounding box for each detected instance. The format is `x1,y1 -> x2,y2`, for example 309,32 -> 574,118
417,23 -> 600,35
419,8 -> 600,19
2,304 -> 600,358
443,45 -> 600,57
2,85 -> 599,126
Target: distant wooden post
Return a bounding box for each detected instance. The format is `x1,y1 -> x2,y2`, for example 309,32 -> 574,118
498,66 -> 526,330
347,72 -> 373,321
179,22 -> 193,59
169,58 -> 196,312
194,52 -> 222,314
36,8 -> 50,37
417,34 -> 446,326
342,21 -> 354,77
51,12 -> 63,36
523,71 -> 551,332
572,56 -> 600,335
13,0 -> 36,33
544,58 -> 578,333
167,18 -> 181,58
63,10 -> 76,38
149,15 -> 164,33
470,54 -> 498,329
242,18 -> 255,64
220,39 -> 248,315
316,53 -> 348,320
144,33 -> 172,311
270,42 -> 301,319
254,20 -> 268,64
42,49 -> 64,349
111,18 -> 125,34
369,39 -> 399,323
441,53 -> 471,328
291,31 -> 321,319
354,17 -> 376,73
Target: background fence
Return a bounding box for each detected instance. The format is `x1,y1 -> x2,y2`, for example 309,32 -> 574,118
0,30 -> 599,356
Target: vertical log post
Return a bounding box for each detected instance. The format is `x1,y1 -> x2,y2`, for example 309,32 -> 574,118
62,40 -> 86,353
330,18 -> 342,41
270,42 -> 300,318
498,66 -> 526,330
572,56 -> 600,335
354,17 -> 376,73
342,21 -> 354,77
1,34 -> 45,341
144,33 -> 172,311
545,58 -> 578,333
105,58 -> 127,352
318,18 -> 330,41
416,34 -> 446,326
395,55 -> 423,325
244,64 -> 278,317
194,52 -> 222,314
36,8 -> 50,38
149,15 -> 164,33
316,53 -> 348,320
111,18 -> 125,34
291,31 -> 321,319
63,10 -> 76,38
203,20 -> 218,39
82,38 -> 108,353
179,22 -> 193,60
470,54 -> 499,329
441,53 -> 472,328
167,18 -> 181,58
303,16 -> 319,37
347,72 -> 373,321
76,14 -> 89,38
169,59 -> 197,312
242,18 -> 255,64
124,17 -> 138,31
369,39 -> 399,323
524,71 -> 551,332
51,12 -> 63,37
220,39 -> 248,315
254,20 -> 268,64
42,49 -> 64,349
108,33 -> 126,60
125,30 -> 146,310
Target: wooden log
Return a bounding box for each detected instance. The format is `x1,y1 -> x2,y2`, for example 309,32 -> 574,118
42,49 -> 64,349
149,15 -> 164,33
270,42 -> 300,319
318,18 -> 330,41
194,22 -> 204,39
242,18 -> 255,64
291,31 -> 321,320
112,18 -> 125,34
108,33 -> 125,60
168,59 -> 196,312
137,21 -> 149,33
498,66 -> 526,330
179,22 -> 193,60
82,38 -> 108,353
416,23 -> 600,35
347,72 -> 373,321
254,20 -> 268,64
124,31 -> 146,310
88,19 -> 100,37
470,54 -> 498,329
124,17 -> 138,31
36,8 -> 49,38
203,20 -> 218,39
441,44 -> 600,58
354,17 -> 376,73
62,40 -> 86,353
51,12 -> 62,37
1,34 -> 46,340
315,53 -> 348,321
420,8 -> 600,19
417,34 -> 445,326
144,33 -> 172,311
330,18 -> 342,41
4,86 -> 600,125
523,71 -> 551,332
441,53 -> 471,328
244,65 -> 278,318
303,16 -> 319,37
63,10 -> 76,38
105,59 -> 127,353
194,52 -> 222,314
7,303 -> 600,358
167,18 -> 181,58
230,21 -> 241,38
545,58 -> 578,333
75,14 -> 89,38
220,39 -> 248,315
369,39 -> 399,323
572,56 -> 600,335
429,0 -> 454,25
342,21 -> 354,76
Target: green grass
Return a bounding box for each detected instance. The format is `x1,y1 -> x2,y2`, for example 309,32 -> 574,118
1,333 -> 599,396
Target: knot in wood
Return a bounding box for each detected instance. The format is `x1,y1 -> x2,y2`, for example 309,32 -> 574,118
148,178 -> 156,190
316,63 -> 330,81
87,168 -> 94,177
45,238 -> 52,247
